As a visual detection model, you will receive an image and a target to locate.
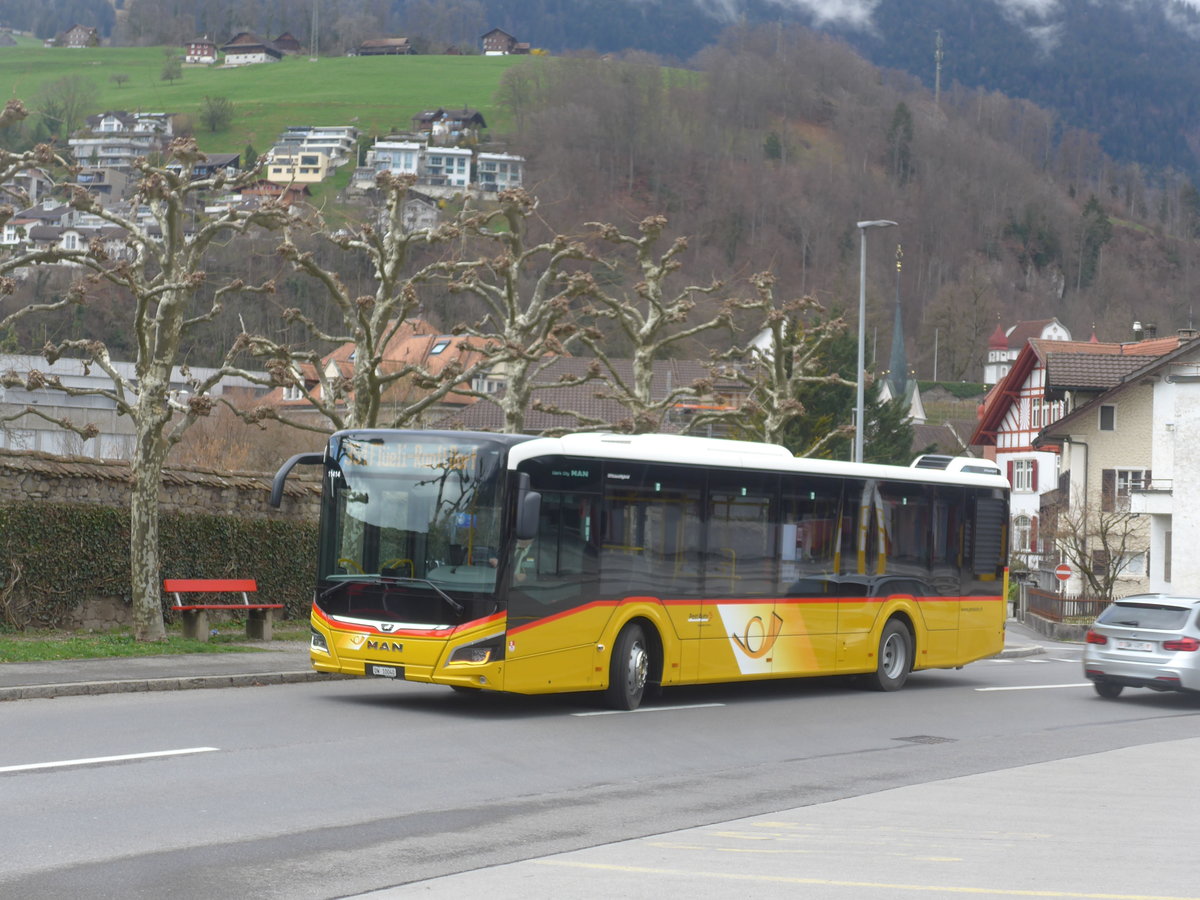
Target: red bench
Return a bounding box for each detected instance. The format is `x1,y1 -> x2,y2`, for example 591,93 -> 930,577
164,578 -> 283,642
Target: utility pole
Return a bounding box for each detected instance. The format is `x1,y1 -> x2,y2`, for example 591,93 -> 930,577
310,0 -> 319,61
934,30 -> 944,109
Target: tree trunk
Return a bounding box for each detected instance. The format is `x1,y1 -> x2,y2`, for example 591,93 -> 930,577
129,401 -> 169,642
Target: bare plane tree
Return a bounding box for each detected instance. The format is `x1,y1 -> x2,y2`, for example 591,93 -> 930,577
443,189 -> 599,434
696,271 -> 854,451
555,215 -> 730,433
228,177 -> 585,436
1,135 -> 291,641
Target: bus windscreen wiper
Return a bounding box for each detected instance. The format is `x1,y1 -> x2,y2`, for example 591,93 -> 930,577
380,576 -> 465,615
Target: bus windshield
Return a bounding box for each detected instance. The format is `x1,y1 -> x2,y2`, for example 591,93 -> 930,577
321,434 -> 506,595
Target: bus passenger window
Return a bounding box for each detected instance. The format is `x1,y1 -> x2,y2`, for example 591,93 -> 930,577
600,463 -> 702,597
707,471 -> 776,596
780,476 -> 844,596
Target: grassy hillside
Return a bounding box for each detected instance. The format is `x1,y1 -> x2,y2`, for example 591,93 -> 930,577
0,46 -> 524,155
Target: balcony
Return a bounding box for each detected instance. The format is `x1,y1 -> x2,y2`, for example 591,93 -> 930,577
1130,479 -> 1173,516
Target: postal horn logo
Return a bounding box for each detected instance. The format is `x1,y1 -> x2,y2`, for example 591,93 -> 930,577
731,611 -> 783,659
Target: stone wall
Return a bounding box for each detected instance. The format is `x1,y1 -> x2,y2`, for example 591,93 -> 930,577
0,448 -> 320,520
0,448 -> 320,630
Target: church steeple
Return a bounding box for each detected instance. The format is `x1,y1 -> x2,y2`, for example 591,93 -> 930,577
886,244 -> 908,399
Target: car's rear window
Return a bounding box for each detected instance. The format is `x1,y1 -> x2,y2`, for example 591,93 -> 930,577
1097,602 -> 1193,630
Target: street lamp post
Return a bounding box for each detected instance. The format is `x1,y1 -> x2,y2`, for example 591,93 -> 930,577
855,219 -> 898,464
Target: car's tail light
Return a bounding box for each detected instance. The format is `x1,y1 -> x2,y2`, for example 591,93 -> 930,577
1086,630 -> 1108,645
1162,636 -> 1200,651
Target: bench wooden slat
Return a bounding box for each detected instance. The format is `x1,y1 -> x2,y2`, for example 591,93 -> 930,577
171,604 -> 283,611
163,578 -> 257,593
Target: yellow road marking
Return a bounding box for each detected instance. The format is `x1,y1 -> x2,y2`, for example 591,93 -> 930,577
533,860 -> 1200,899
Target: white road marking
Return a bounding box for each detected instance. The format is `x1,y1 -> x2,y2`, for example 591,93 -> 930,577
573,703 -> 726,717
0,747 -> 219,774
975,683 -> 1092,692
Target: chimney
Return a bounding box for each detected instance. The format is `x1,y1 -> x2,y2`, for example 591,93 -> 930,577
1144,322 -> 1158,339
1178,327 -> 1199,341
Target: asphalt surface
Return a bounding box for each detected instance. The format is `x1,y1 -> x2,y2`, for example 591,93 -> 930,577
0,620 -> 1049,702
21,621 -> 1179,900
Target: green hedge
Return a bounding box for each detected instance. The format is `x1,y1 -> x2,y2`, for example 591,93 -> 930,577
0,503 -> 317,629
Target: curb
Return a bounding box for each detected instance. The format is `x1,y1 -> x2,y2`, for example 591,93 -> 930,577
2,646 -> 1047,701
995,645 -> 1045,660
0,670 -> 352,702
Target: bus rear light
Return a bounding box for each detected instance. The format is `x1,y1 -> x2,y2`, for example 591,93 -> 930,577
1162,637 -> 1200,652
1086,630 -> 1108,645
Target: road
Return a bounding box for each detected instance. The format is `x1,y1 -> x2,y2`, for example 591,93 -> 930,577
3,641 -> 1200,899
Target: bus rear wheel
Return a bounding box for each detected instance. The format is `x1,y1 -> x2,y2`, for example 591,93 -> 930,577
604,623 -> 649,710
864,619 -> 912,691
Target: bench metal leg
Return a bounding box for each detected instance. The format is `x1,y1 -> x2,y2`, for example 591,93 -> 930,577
246,608 -> 274,641
180,609 -> 210,642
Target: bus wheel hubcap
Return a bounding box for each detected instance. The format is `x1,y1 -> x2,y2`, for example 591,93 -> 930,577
628,642 -> 648,692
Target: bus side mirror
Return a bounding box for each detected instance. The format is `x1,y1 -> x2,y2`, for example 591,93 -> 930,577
270,452 -> 324,508
514,473 -> 541,541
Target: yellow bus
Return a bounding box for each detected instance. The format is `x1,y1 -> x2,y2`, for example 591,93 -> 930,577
271,430 -> 1009,710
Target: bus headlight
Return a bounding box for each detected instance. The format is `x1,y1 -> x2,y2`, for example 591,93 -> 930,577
311,627 -> 329,653
448,635 -> 504,666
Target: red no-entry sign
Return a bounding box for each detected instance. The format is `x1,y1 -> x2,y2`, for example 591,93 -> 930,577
1055,564 -> 1072,581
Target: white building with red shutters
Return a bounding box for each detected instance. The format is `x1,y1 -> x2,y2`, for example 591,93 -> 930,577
973,330 -> 1181,572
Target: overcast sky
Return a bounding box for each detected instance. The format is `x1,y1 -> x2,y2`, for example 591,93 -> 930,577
689,0 -> 1200,27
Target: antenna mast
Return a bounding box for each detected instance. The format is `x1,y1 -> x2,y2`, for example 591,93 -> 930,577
934,30 -> 943,109
310,0 -> 318,61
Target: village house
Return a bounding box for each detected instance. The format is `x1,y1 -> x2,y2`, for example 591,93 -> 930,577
263,318 -> 493,425
184,35 -> 218,63
0,353 -> 267,460
411,107 -> 487,144
356,37 -> 413,55
59,24 -> 99,48
984,318 -> 1072,386
480,28 -> 530,55
972,330 -> 1180,575
1035,331 -> 1200,597
475,151 -> 524,191
68,111 -> 175,171
73,168 -> 130,203
420,146 -> 472,188
273,32 -> 303,55
220,33 -> 282,66
166,152 -> 241,182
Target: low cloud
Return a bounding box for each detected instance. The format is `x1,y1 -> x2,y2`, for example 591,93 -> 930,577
685,0 -> 1200,30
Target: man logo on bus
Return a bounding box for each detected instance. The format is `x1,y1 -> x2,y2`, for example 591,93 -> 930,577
731,611 -> 784,659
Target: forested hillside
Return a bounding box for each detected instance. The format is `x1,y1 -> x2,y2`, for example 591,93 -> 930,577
7,12 -> 1200,382
489,24 -> 1200,381
17,0 -> 1200,180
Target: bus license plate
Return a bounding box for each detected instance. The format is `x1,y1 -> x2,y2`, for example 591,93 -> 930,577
367,664 -> 404,678
1115,640 -> 1153,652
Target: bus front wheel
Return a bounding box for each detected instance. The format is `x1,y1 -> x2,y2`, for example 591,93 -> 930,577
604,623 -> 649,710
864,619 -> 912,692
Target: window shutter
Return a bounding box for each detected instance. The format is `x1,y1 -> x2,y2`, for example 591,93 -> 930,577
1030,460 -> 1038,492
1091,548 -> 1110,576
1007,461 -> 1014,486
1030,516 -> 1039,553
1101,469 -> 1115,512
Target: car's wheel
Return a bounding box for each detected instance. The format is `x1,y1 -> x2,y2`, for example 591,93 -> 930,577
1094,681 -> 1124,699
604,623 -> 650,710
863,619 -> 912,691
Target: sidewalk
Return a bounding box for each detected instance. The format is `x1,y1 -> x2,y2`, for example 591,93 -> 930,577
0,641 -> 323,701
0,619 -> 1054,702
